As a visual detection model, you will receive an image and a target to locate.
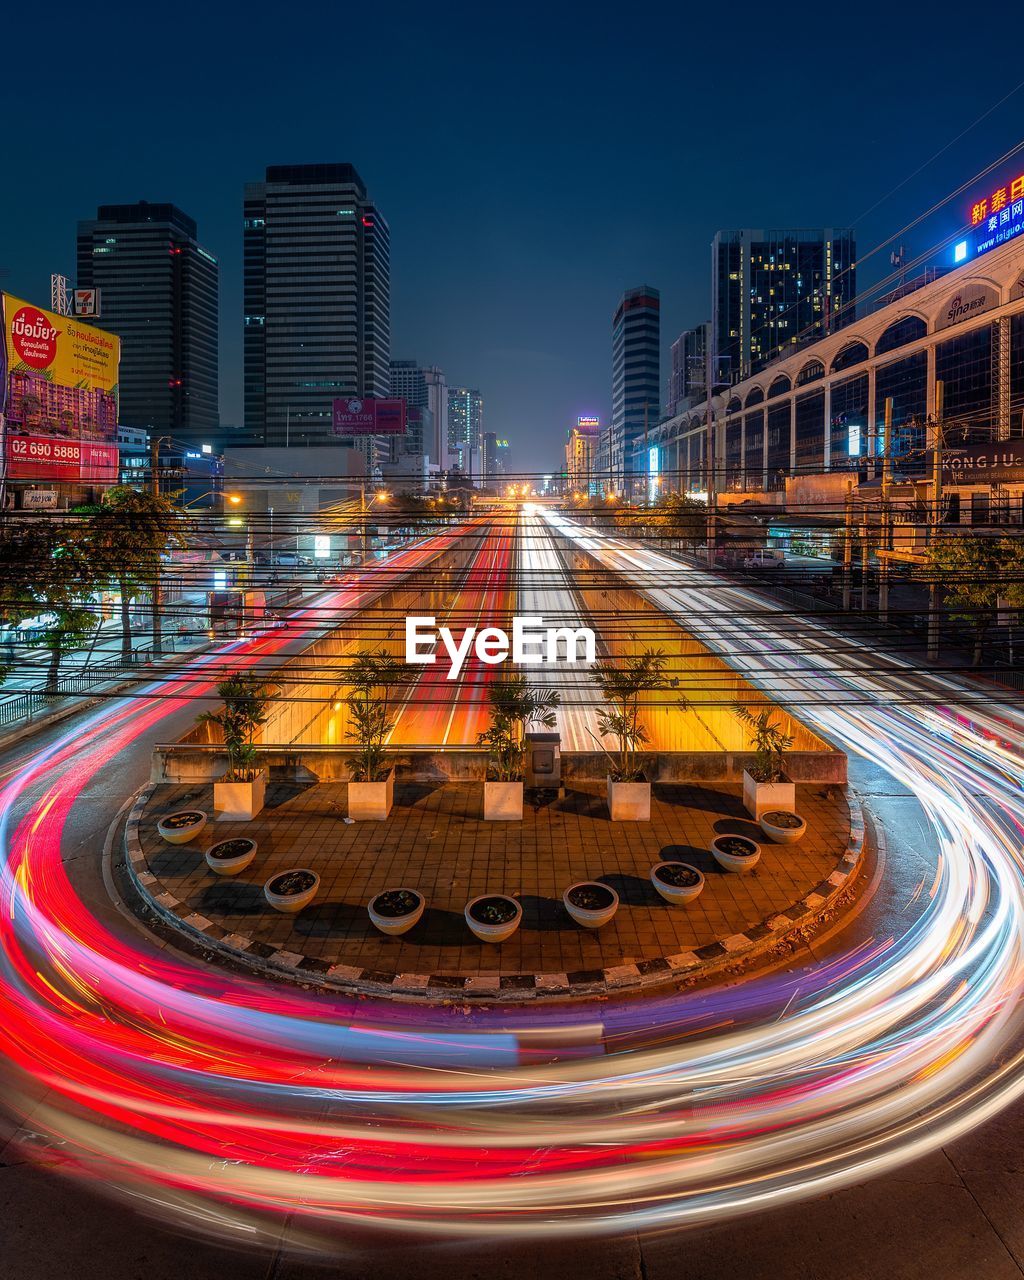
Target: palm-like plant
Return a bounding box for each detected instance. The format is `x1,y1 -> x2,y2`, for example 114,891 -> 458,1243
733,704 -> 793,783
592,649 -> 669,781
197,672 -> 274,781
478,676 -> 560,781
344,649 -> 409,782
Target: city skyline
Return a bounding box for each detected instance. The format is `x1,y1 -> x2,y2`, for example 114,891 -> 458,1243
5,3 -> 1024,472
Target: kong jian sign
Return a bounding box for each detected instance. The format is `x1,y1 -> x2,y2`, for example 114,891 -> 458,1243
941,441 -> 1024,484
1,293 -> 120,485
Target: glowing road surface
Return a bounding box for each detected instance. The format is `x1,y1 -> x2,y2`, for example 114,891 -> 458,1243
1,509 -> 1024,1249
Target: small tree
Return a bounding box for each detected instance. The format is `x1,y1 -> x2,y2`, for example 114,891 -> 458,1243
343,649 -> 409,782
591,649 -> 669,781
733,704 -> 793,783
919,534 -> 1024,667
196,672 -> 274,781
650,493 -> 707,552
478,676 -> 560,781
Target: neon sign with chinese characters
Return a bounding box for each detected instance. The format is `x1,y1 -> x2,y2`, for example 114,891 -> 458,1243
961,175 -> 1024,262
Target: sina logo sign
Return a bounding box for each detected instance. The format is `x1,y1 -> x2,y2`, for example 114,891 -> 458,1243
406,616 -> 596,679
946,291 -> 988,325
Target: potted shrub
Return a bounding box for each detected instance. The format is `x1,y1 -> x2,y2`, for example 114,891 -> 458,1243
156,809 -> 207,845
478,676 -> 559,820
343,649 -> 409,820
650,861 -> 705,905
711,833 -> 762,873
590,649 -> 669,820
733,704 -> 796,820
464,894 -> 522,943
264,868 -> 320,913
196,672 -> 274,821
205,836 -> 258,876
562,880 -> 619,929
367,888 -> 426,936
759,809 -> 807,844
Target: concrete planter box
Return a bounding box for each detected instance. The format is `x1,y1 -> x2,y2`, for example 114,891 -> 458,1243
464,894 -> 522,943
156,809 -> 208,845
563,881 -> 619,929
348,767 -> 395,821
650,861 -> 705,905
214,771 -> 266,822
205,837 -> 258,876
759,809 -> 807,844
606,777 -> 651,821
711,833 -> 762,873
264,868 -> 320,913
483,780 -> 524,821
367,888 -> 426,936
742,770 -> 795,821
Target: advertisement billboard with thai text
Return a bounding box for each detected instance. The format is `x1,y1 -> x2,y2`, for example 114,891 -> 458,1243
2,292 -> 120,485
331,397 -> 407,437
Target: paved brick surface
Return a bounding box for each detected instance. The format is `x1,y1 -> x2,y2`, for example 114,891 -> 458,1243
136,780 -> 850,978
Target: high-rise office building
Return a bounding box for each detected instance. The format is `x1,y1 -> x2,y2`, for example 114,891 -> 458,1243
713,228 -> 855,382
244,164 -> 390,451
610,285 -> 660,494
668,323 -> 708,415
447,386 -> 483,475
388,361 -> 448,464
76,202 -> 219,439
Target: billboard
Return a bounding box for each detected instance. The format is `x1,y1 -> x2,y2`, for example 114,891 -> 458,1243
577,415 -> 601,434
74,288 -> 101,318
941,441 -> 1024,484
2,293 -> 120,484
331,397 -> 407,437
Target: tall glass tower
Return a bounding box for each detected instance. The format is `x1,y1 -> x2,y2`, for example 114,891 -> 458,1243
610,285 -> 660,495
243,164 -> 390,450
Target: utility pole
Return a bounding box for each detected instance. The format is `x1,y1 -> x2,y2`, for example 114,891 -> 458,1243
879,397 -> 893,625
704,315 -> 717,569
150,435 -> 170,658
928,382 -> 945,662
842,480 -> 853,612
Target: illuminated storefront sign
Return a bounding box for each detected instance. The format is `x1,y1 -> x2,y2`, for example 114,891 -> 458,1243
576,415 -> 600,434
961,174 -> 1024,262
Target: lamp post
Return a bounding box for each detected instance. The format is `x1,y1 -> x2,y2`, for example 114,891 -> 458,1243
150,435 -> 172,657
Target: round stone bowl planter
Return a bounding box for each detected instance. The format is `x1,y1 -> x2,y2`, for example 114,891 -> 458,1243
650,861 -> 705,905
759,809 -> 807,845
563,881 -> 619,929
205,837 -> 258,876
263,868 -> 320,914
711,833 -> 762,873
464,894 -> 522,944
368,888 -> 426,937
156,809 -> 208,845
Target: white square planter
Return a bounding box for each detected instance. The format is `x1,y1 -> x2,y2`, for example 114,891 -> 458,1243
484,780 -> 523,821
742,770 -> 795,820
607,777 -> 651,821
214,771 -> 267,821
348,767 -> 395,821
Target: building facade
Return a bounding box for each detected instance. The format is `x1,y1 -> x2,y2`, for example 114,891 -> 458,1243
713,228 -> 856,384
668,323 -> 708,416
77,202 -> 219,441
447,386 -> 483,476
389,361 -> 448,465
244,164 -> 390,454
565,424 -> 597,495
638,231 -> 1024,537
610,285 -> 660,495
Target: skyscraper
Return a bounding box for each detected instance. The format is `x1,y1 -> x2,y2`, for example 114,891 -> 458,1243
668,323 -> 708,415
610,285 -> 660,495
447,387 -> 483,475
388,361 -> 448,465
244,164 -> 389,451
76,202 -> 219,439
713,228 -> 855,382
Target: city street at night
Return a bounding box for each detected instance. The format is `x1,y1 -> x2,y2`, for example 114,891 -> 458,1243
5,5 -> 1024,1278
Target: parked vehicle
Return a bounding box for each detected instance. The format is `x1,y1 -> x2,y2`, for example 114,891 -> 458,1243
742,549 -> 785,570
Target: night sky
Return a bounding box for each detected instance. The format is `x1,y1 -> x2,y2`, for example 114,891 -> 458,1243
4,0 -> 1024,473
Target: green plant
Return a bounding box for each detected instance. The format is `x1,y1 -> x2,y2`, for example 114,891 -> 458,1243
478,675 -> 559,781
733,704 -> 793,783
591,649 -> 669,781
918,535 -> 1024,666
343,649 -> 409,782
196,672 -> 274,781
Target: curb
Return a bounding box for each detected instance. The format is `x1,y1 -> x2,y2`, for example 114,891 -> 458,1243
124,789 -> 868,1003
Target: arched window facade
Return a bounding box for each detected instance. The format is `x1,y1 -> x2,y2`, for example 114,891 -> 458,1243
744,386 -> 764,407
796,359 -> 825,386
875,315 -> 927,356
831,341 -> 869,372
768,375 -> 792,399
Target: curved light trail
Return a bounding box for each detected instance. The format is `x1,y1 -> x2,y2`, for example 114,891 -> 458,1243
0,508 -> 1023,1250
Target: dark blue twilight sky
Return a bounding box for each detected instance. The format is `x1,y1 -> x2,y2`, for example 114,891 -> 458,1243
3,0 -> 1024,472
